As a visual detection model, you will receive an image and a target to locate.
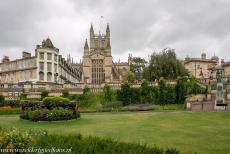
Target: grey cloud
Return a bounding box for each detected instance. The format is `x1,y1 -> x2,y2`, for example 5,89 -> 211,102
0,0 -> 230,62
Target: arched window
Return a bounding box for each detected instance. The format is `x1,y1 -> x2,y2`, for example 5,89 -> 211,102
39,72 -> 44,81
47,72 -> 52,81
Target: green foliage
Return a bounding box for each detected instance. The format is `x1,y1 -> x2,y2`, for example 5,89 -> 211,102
42,96 -> 70,108
155,78 -> 176,105
158,104 -> 185,110
102,84 -> 113,103
0,95 -> 5,105
0,128 -> 33,149
122,70 -> 135,83
62,90 -> 70,98
130,57 -> 147,81
117,82 -> 141,105
26,108 -> 77,122
20,92 -> 27,100
0,100 -> 20,107
41,91 -> 49,100
0,108 -> 20,115
34,133 -> 179,154
143,48 -> 188,81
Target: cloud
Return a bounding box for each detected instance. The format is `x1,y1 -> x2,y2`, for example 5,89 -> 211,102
0,0 -> 230,62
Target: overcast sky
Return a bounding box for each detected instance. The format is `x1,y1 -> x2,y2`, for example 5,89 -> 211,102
0,0 -> 230,62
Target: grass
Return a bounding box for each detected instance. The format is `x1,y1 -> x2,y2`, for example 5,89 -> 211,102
0,111 -> 229,154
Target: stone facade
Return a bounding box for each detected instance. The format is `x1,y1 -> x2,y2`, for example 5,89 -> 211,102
184,53 -> 218,79
0,38 -> 81,87
74,24 -> 130,84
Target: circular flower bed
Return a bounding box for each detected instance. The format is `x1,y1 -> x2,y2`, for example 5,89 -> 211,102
20,97 -> 80,122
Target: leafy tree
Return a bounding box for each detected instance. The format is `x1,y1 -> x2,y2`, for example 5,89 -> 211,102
122,71 -> 135,83
102,84 -> 113,103
117,82 -> 132,105
130,57 -> 147,81
143,48 -> 188,81
175,77 -> 188,104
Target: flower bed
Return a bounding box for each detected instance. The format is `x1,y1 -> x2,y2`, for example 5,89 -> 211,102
20,96 -> 80,122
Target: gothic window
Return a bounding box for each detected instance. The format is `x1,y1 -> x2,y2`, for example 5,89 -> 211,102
39,62 -> 44,71
39,72 -> 44,81
47,72 -> 52,81
91,60 -> 105,84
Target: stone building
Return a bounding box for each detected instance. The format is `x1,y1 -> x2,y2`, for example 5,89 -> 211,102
73,24 -> 131,84
0,38 -> 80,88
184,53 -> 219,79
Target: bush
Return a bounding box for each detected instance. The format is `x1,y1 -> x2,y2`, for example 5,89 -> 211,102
26,108 -> 79,122
41,91 -> 49,100
20,97 -> 80,121
0,107 -> 20,115
0,128 -> 33,149
34,134 -> 180,154
0,128 -> 181,154
42,96 -> 70,108
62,90 -> 69,98
0,95 -> 5,105
1,100 -> 21,107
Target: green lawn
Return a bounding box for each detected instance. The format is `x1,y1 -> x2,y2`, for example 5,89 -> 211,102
0,111 -> 229,154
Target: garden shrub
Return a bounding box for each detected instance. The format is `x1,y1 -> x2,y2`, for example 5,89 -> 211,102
0,128 -> 33,149
41,91 -> 49,100
0,128 -> 182,154
20,97 -> 79,121
62,90 -> 69,98
1,100 -> 21,107
0,95 -> 5,105
42,96 -> 70,108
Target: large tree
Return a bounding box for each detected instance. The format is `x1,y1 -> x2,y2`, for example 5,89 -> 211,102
130,57 -> 147,81
143,48 -> 188,81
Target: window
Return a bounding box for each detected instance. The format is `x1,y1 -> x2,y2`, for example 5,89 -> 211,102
47,62 -> 52,72
5,64 -> 8,71
39,72 -> 44,81
0,65 -> 2,72
30,70 -> 33,78
54,54 -> 57,62
47,72 -> 52,81
6,73 -> 8,81
19,71 -> 23,80
10,72 -> 13,81
39,62 -> 44,71
54,64 -> 57,72
10,63 -> 14,70
40,52 -> 44,60
24,71 -> 27,80
47,53 -> 52,60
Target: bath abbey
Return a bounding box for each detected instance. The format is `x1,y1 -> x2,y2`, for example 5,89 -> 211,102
0,24 -> 131,93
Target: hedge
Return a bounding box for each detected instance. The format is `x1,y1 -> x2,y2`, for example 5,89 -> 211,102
0,128 -> 181,154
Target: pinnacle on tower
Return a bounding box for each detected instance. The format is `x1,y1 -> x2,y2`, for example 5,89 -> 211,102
84,39 -> 89,49
107,38 -> 111,49
90,24 -> 94,38
106,23 -> 110,37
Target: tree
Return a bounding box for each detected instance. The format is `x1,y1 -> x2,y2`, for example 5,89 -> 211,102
175,77 -> 188,104
130,57 -> 147,81
102,84 -> 113,103
143,48 -> 188,81
122,71 -> 135,83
